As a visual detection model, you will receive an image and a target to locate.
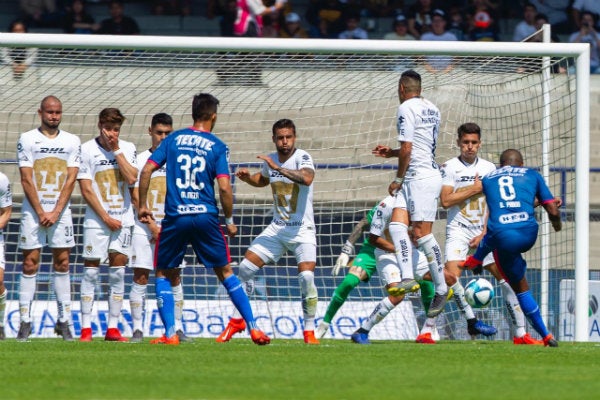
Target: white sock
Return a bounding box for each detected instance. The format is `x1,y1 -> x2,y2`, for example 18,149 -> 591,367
452,281 -> 475,320
172,283 -> 184,332
388,222 -> 414,280
420,316 -> 437,334
417,234 -> 448,294
108,267 -> 125,329
19,273 -> 36,323
0,289 -> 6,326
80,267 -> 99,329
361,297 -> 395,332
501,279 -> 526,337
53,271 -> 72,323
299,270 -> 318,331
230,259 -> 260,319
129,282 -> 146,332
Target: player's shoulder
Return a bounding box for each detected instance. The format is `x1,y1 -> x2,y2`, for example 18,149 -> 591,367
57,130 -> 81,143
81,137 -> 98,150
442,156 -> 461,168
137,149 -> 151,162
477,158 -> 497,173
18,128 -> 41,143
0,171 -> 9,184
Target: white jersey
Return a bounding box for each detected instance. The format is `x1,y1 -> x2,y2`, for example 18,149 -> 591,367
0,172 -> 12,210
260,148 -> 315,230
396,96 -> 441,181
369,195 -> 395,245
440,156 -> 496,229
78,138 -> 138,228
17,128 -> 81,214
134,149 -> 167,235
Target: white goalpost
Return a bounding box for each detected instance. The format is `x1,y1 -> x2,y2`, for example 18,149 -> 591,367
0,33 -> 590,342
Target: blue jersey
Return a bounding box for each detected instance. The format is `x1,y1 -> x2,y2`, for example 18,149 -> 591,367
482,166 -> 555,234
148,127 -> 231,218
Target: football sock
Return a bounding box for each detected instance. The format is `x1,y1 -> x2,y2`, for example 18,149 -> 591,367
229,259 -> 260,319
172,283 -> 184,332
53,271 -> 72,324
323,273 -> 360,324
388,222 -> 414,280
451,281 -> 476,320
222,274 -> 257,330
417,234 -> 448,295
418,279 -> 435,314
517,290 -> 550,338
18,273 -> 36,323
155,276 -> 176,338
299,270 -> 318,331
361,297 -> 395,332
129,282 -> 146,332
108,267 -> 125,329
420,316 -> 437,334
502,280 -> 526,337
80,267 -> 98,328
0,289 -> 6,326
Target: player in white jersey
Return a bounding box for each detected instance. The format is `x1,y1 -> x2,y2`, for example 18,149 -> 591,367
77,108 -> 138,342
372,69 -> 449,319
349,195 -> 431,344
16,96 -> 81,341
129,113 -> 191,343
428,122 -> 542,345
216,118 -> 320,344
0,172 -> 12,340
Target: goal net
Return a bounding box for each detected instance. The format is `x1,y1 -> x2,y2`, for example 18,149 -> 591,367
0,34 -> 589,341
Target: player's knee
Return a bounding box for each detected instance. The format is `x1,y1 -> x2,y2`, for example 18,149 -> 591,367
238,258 -> 260,282
109,266 -> 125,286
83,267 -> 99,284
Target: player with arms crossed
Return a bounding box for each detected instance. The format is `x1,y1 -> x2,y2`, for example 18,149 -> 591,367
138,93 -> 270,345
16,95 -> 80,341
129,113 -> 191,343
0,172 -> 11,339
78,108 -> 138,342
217,118 -> 320,344
372,69 -> 449,318
462,149 -> 562,347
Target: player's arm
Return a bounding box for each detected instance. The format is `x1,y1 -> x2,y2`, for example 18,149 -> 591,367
388,141 -> 411,195
542,200 -> 562,232
368,233 -> 395,253
0,205 -> 12,230
138,161 -> 159,224
235,168 -> 269,187
440,176 -> 483,209
257,154 -> 314,186
332,217 -> 369,275
78,178 -> 121,231
19,166 -> 45,221
217,175 -> 237,238
114,151 -> 138,186
49,166 -> 78,221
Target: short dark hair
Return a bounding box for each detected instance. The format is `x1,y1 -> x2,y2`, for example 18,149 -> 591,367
457,122 -> 481,138
8,19 -> 28,33
99,108 -> 125,125
192,93 -> 219,122
272,118 -> 296,136
399,70 -> 421,93
499,149 -> 524,167
151,112 -> 173,127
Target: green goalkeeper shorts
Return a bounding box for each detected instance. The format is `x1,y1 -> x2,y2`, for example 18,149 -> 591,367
351,250 -> 377,281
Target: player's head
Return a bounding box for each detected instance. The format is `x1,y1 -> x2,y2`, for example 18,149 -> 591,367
398,70 -> 421,102
456,123 -> 482,163
192,93 -> 219,130
98,107 -> 126,135
149,112 -> 173,150
38,95 -> 62,131
272,118 -> 296,157
499,149 -> 524,167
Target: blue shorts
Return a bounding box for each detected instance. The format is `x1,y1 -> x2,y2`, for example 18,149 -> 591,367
486,225 -> 538,284
155,213 -> 231,269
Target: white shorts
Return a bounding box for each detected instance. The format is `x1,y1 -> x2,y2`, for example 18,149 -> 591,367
375,246 -> 429,285
445,224 -> 494,265
249,222 -> 317,264
0,234 -> 5,270
394,174 -> 442,222
82,226 -> 132,262
19,209 -> 75,250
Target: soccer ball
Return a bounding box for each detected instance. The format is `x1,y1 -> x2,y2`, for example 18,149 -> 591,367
464,278 -> 495,308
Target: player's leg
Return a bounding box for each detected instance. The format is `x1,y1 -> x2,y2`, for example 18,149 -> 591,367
128,231 -> 153,342
104,227 -> 132,342
414,246 -> 439,343
51,247 -> 74,341
351,256 -> 403,344
388,200 -> 419,292
0,268 -> 6,340
170,268 -> 193,342
292,237 -> 319,344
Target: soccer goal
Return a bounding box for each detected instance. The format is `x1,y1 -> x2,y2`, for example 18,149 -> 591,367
0,33 -> 590,342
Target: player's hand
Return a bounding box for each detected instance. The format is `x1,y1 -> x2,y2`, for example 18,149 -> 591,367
332,241 -> 354,275
104,216 -> 122,232
257,155 -> 278,171
235,168 -> 251,181
101,128 -> 119,151
388,180 -> 401,196
138,207 -> 155,225
226,222 -> 238,238
472,173 -> 482,193
372,145 -> 393,158
554,197 -> 563,207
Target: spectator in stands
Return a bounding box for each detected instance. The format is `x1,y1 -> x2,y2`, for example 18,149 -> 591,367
572,0 -> 600,30
531,13 -> 562,43
421,9 -> 457,73
97,0 -> 141,35
262,13 -> 281,37
63,0 -> 99,34
1,20 -> 38,80
20,0 -> 62,28
447,6 -> 467,41
338,14 -> 368,39
308,0 -> 346,38
219,0 -> 238,36
569,11 -> 600,74
279,12 -> 309,38
529,0 -> 570,34
513,2 -> 537,41
233,0 -> 286,37
383,14 -> 416,40
468,10 -> 499,41
406,0 -> 436,39
152,0 -> 192,16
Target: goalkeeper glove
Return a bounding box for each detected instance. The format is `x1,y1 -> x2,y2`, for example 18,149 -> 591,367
332,241 -> 354,275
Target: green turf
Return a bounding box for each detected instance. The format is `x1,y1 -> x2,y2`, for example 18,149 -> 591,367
1,338 -> 598,400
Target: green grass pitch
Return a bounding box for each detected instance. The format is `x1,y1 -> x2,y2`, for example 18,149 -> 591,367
1,338 -> 599,400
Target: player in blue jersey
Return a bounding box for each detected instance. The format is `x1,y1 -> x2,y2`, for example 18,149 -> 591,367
137,93 -> 270,345
462,149 -> 562,347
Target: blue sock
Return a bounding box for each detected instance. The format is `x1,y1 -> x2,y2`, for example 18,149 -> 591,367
517,291 -> 549,338
155,277 -> 176,338
223,275 -> 256,330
